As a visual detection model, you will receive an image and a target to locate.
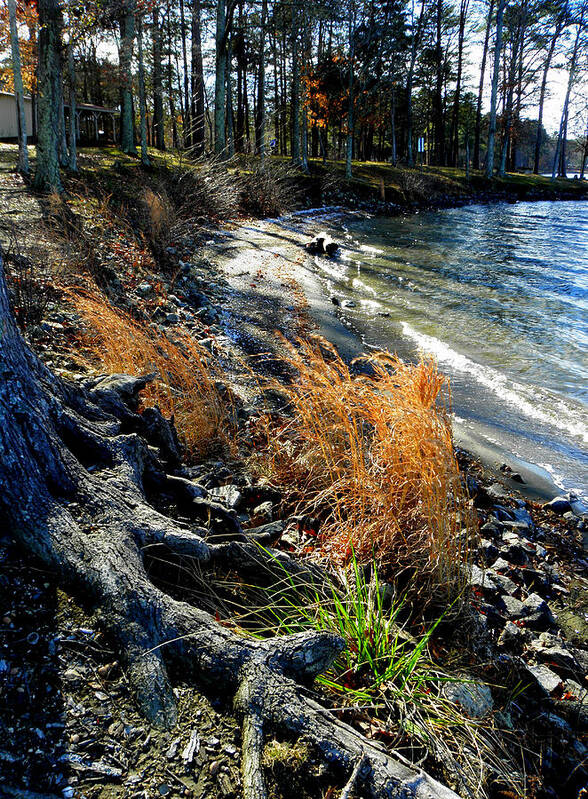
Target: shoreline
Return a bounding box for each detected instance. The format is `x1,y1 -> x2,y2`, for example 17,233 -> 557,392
212,203 -> 582,504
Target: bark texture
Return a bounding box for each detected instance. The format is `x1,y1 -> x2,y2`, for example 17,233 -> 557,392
33,0 -> 63,191
0,254 -> 461,799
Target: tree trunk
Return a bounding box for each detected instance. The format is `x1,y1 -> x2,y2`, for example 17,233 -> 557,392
290,0 -> 301,165
473,0 -> 494,171
191,0 -> 205,156
552,10 -> 584,179
432,0 -> 445,166
533,19 -> 562,174
215,0 -> 227,156
450,0 -> 469,167
152,7 -> 166,151
390,79 -> 397,166
0,253 -> 461,799
33,0 -> 63,192
119,1 -> 137,156
179,0 -> 191,145
166,12 -> 179,150
485,0 -> 507,179
67,44 -> 77,172
499,8 -> 525,178
345,4 -> 355,180
8,0 -> 29,176
255,0 -> 268,159
406,0 -> 427,167
226,35 -> 235,158
579,126 -> 588,179
137,16 -> 150,166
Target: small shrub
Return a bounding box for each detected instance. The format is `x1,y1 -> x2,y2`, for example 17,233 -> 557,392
0,222 -> 52,332
163,157 -> 242,224
253,336 -> 475,598
69,290 -> 235,458
240,161 -> 300,218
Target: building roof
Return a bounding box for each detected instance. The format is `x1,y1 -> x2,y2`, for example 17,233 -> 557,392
0,90 -> 119,114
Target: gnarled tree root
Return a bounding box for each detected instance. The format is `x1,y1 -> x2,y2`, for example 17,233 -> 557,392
0,256 -> 459,799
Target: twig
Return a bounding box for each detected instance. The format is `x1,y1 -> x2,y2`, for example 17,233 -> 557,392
340,752 -> 367,799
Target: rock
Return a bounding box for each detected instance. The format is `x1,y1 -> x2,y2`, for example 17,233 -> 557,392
137,282 -> 153,296
543,496 -> 572,515
443,681 -> 493,717
210,484 -> 243,511
493,504 -> 515,522
480,520 -> 502,537
304,231 -> 339,257
487,483 -> 510,501
497,595 -> 526,620
166,737 -> 180,759
524,663 -> 563,695
536,712 -> 573,734
479,539 -> 499,562
467,564 -> 499,594
498,621 -> 531,651
250,501 -> 273,525
491,557 -> 516,574
511,505 -> 534,527
523,593 -> 556,630
489,570 -> 519,596
245,520 -> 285,546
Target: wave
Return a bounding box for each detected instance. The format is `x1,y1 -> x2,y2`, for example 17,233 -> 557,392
401,322 -> 588,446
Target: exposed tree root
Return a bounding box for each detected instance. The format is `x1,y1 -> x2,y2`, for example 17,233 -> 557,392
0,256 -> 459,798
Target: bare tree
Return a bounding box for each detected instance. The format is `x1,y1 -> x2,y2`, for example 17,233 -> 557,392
8,0 -> 29,176
486,0 -> 507,178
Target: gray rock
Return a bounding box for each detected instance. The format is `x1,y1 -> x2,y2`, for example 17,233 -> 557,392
536,712 -> 573,734
524,663 -> 563,695
491,556 -> 516,574
210,484 -> 243,510
489,571 -> 519,596
523,593 -> 556,630
493,505 -> 515,522
487,483 -> 510,501
468,564 -> 499,593
535,645 -> 578,674
480,539 -> 499,562
543,495 -> 572,515
511,506 -> 534,527
480,520 -> 502,537
498,595 -> 526,619
443,681 -> 493,718
251,501 -> 273,524
497,621 -> 531,651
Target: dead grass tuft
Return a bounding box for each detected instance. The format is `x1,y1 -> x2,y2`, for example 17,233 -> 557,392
255,336 -> 475,598
69,290 -> 234,458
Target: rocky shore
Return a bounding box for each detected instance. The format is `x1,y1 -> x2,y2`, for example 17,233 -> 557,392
1,150 -> 587,799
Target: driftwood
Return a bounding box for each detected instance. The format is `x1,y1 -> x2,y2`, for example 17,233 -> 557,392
0,253 -> 459,799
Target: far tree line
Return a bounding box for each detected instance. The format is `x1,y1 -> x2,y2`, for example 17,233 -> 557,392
2,0 -> 588,192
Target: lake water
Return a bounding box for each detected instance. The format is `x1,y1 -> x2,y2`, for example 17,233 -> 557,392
313,201 -> 588,501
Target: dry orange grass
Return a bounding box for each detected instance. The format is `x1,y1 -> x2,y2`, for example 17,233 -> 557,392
70,291 -> 234,458
256,337 -> 475,597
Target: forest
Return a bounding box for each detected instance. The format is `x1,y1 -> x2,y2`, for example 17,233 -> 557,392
1,0 -> 588,189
